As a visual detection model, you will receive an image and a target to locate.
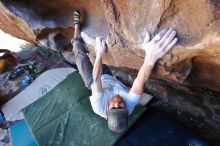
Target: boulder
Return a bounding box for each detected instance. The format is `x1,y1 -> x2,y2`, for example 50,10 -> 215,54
0,0 -> 220,142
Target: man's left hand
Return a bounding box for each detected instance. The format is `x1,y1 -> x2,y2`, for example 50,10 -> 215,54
142,28 -> 178,65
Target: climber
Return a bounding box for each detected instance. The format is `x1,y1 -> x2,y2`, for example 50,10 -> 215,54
71,10 -> 178,133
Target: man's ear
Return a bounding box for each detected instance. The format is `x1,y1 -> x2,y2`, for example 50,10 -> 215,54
144,31 -> 151,43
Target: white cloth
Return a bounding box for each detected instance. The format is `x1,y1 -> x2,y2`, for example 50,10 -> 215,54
89,74 -> 141,119
2,68 -> 76,120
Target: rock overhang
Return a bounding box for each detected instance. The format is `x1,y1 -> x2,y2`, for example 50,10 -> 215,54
1,0 -> 220,142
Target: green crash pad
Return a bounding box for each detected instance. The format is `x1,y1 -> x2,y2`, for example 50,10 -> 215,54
22,72 -> 146,146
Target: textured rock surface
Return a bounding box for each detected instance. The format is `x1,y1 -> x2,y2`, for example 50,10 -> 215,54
0,3 -> 36,43
0,0 -> 220,142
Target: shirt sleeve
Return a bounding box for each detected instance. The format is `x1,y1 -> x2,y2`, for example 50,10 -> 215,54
89,91 -> 107,119
124,91 -> 141,114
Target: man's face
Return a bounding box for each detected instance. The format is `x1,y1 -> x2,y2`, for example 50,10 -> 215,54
108,95 -> 125,109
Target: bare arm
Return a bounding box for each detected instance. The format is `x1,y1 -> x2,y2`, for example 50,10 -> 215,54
130,28 -> 178,95
91,54 -> 103,94
91,37 -> 107,94
130,60 -> 154,95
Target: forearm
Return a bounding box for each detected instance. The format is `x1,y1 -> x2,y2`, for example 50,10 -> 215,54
91,54 -> 103,94
93,54 -> 103,82
130,58 -> 154,95
91,37 -> 107,94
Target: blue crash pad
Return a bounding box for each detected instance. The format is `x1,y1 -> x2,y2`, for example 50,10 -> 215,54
9,120 -> 37,146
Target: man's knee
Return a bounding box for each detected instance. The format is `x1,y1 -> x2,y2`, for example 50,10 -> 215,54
71,37 -> 84,49
72,40 -> 87,55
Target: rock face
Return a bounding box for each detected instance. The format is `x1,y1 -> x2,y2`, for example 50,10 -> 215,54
0,0 -> 220,142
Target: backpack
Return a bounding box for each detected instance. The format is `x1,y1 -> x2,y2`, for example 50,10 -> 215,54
0,49 -> 17,73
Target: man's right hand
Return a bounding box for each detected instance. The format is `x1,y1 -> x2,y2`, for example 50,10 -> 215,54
142,27 -> 178,66
95,37 -> 107,57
